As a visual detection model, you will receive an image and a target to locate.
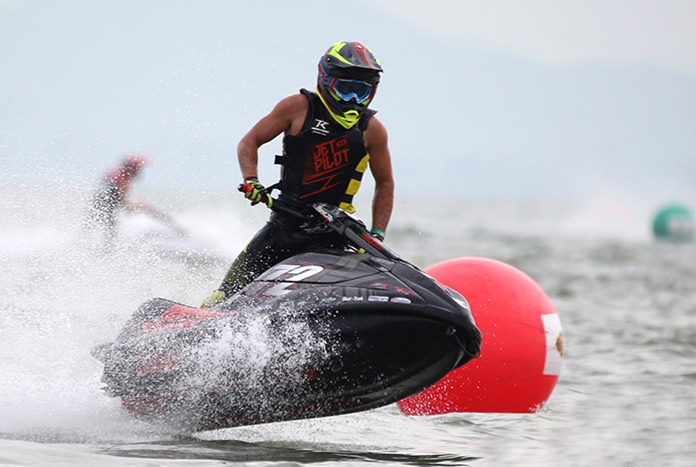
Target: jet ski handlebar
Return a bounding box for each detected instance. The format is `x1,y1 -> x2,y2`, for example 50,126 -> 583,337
238,183 -> 401,261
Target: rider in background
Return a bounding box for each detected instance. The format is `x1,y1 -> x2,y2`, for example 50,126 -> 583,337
202,41 -> 394,307
86,154 -> 151,248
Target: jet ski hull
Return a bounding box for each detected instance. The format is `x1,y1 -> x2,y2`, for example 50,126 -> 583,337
93,205 -> 481,431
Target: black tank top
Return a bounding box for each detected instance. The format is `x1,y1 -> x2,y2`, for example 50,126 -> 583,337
275,89 -> 376,213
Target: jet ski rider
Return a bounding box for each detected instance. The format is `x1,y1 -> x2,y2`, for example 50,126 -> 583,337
202,41 -> 395,307
86,155 -> 150,248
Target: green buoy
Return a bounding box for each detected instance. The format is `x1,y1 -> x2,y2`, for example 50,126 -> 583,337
652,203 -> 694,242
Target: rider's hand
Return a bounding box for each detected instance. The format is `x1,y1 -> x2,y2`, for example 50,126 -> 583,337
242,177 -> 273,208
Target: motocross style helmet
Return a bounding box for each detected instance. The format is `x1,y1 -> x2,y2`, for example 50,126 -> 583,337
317,41 -> 383,129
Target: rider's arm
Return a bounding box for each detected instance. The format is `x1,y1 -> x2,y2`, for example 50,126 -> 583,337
365,117 -> 395,235
238,94 -> 308,178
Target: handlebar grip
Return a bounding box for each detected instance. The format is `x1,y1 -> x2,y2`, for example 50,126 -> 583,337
238,182 -> 273,208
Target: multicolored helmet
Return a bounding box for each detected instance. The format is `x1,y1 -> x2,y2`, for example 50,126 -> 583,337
317,41 -> 383,129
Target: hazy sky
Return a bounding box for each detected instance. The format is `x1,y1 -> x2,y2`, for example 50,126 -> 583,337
2,0 -> 695,202
374,0 -> 696,75
4,0 -> 695,72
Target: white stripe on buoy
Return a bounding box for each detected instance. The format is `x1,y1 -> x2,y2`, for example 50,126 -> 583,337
542,314 -> 563,376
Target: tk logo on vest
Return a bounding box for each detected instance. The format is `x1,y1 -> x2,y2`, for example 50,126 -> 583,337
311,119 -> 330,136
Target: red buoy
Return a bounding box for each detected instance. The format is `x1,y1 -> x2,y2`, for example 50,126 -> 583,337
398,257 -> 563,414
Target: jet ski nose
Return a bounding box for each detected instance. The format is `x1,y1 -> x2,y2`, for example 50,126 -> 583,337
449,323 -> 482,365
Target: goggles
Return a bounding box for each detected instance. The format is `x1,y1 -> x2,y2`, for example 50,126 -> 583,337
330,77 -> 375,104
320,63 -> 376,104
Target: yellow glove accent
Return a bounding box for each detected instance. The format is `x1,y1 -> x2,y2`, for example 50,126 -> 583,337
243,177 -> 273,208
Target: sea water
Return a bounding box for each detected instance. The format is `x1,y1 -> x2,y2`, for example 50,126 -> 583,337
1,183 -> 695,466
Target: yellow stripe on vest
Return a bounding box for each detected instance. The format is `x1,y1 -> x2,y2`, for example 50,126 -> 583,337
340,154 -> 370,214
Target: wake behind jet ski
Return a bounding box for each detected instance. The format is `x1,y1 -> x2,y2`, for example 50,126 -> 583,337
92,201 -> 481,432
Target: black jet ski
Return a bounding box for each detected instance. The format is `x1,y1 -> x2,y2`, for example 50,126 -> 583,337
92,202 -> 481,431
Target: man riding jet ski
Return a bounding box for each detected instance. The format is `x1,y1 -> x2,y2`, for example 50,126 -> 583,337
93,201 -> 481,431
